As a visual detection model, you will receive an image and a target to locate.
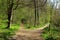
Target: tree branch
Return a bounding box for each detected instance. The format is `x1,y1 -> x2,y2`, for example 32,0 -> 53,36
41,0 -> 47,7
13,0 -> 20,10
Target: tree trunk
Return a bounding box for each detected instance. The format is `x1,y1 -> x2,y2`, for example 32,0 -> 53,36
36,0 -> 39,25
6,0 -> 14,28
34,0 -> 37,27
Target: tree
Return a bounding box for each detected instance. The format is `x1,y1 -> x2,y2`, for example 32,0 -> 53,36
6,0 -> 20,28
33,0 -> 37,26
33,0 -> 47,26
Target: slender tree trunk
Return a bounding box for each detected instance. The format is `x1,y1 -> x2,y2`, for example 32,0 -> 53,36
11,11 -> 14,24
34,0 -> 37,27
49,5 -> 53,31
36,0 -> 39,25
6,0 -> 19,28
6,0 -> 14,28
34,0 -> 39,26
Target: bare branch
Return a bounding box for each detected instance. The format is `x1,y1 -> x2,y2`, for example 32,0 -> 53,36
13,0 -> 20,10
41,0 -> 47,7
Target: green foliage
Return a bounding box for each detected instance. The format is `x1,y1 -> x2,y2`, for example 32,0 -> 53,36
0,24 -> 19,40
42,24 -> 60,40
0,0 -> 60,40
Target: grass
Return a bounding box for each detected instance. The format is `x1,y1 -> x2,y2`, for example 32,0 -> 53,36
42,24 -> 60,40
0,19 -> 49,40
0,23 -> 45,40
0,24 -> 20,40
0,29 -> 15,40
24,23 -> 49,30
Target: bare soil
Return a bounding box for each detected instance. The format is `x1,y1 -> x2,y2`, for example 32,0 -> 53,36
9,23 -> 49,40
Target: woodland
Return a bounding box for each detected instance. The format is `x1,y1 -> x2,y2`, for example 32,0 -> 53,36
0,0 -> 60,40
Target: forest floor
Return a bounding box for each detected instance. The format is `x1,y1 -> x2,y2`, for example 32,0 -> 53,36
9,23 -> 49,40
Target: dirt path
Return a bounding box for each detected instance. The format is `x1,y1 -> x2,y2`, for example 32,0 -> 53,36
9,23 -> 49,40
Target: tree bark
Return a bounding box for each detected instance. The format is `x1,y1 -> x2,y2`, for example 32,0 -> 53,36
6,0 -> 14,28
34,0 -> 37,27
6,0 -> 20,28
36,0 -> 39,25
